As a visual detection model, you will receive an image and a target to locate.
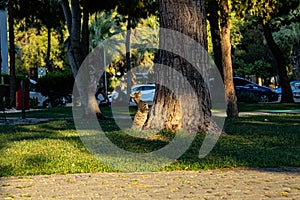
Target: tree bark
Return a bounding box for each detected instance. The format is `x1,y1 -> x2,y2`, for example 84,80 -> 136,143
8,0 -> 16,107
81,0 -> 89,58
125,16 -> 132,96
146,0 -> 213,133
292,43 -> 300,80
61,0 -> 72,34
61,0 -> 101,116
70,0 -> 82,74
220,0 -> 238,118
206,0 -> 223,78
46,27 -> 53,72
262,22 -> 294,103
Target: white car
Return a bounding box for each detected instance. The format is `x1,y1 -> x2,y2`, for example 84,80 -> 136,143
293,82 -> 300,99
131,84 -> 156,103
29,79 -> 48,107
108,84 -> 156,105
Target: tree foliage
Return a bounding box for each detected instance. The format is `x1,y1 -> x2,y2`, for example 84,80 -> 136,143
13,0 -> 65,31
115,0 -> 157,27
232,17 -> 274,79
36,69 -> 74,105
273,22 -> 300,48
232,0 -> 299,23
14,26 -> 65,74
231,0 -> 298,102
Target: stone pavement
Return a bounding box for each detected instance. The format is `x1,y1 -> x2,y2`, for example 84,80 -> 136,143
0,168 -> 299,199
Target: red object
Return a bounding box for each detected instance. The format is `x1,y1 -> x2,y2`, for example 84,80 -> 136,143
16,89 -> 30,110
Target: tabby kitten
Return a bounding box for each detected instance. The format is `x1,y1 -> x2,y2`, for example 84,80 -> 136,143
130,92 -> 149,130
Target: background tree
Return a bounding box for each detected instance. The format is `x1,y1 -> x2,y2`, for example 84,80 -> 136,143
220,0 -> 238,118
89,9 -> 124,95
14,27 -> 65,74
115,0 -> 157,95
8,0 -> 16,107
1,0 -> 67,106
89,12 -> 159,92
206,0 -> 238,118
232,0 -> 298,103
146,0 -> 213,133
272,8 -> 300,80
13,0 -> 66,72
232,16 -> 275,83
206,0 -> 223,78
37,0 -> 66,72
60,0 -> 116,117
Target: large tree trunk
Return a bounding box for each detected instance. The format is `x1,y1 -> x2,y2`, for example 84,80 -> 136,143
206,0 -> 223,78
262,22 -> 294,103
8,0 -> 16,107
81,0 -> 89,58
292,43 -> 300,80
61,0 -> 100,116
46,27 -> 53,72
125,16 -> 132,96
146,0 -> 213,133
220,0 -> 238,118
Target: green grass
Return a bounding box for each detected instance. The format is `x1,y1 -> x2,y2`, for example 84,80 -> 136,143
0,120 -> 112,176
3,102 -> 299,118
3,107 -> 73,119
2,106 -> 138,119
164,114 -> 300,171
238,102 -> 300,112
0,105 -> 299,176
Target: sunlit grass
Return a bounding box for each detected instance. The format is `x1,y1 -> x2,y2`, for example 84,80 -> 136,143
0,106 -> 299,176
0,120 -> 112,176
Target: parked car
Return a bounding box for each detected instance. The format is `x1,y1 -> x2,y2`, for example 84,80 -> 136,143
233,77 -> 279,103
293,82 -> 300,99
29,79 -> 72,107
130,84 -> 156,104
108,84 -> 156,105
29,79 -> 48,107
275,80 -> 300,99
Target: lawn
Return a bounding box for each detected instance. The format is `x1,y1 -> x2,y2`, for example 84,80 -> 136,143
237,102 -> 300,112
0,103 -> 299,176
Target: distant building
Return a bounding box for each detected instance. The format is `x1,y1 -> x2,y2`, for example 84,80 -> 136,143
0,8 -> 8,74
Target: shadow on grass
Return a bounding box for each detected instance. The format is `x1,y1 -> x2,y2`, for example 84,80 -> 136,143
0,120 -> 85,154
0,113 -> 299,175
4,107 -> 73,119
238,102 -> 300,112
169,114 -> 300,171
0,119 -> 111,176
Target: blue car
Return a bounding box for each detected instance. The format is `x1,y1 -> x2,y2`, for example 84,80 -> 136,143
275,80 -> 300,98
233,77 -> 279,103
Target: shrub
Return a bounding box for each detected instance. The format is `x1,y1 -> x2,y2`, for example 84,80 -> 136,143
30,97 -> 39,109
36,70 -> 74,106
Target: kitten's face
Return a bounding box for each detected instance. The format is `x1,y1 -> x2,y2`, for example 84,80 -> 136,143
130,92 -> 142,100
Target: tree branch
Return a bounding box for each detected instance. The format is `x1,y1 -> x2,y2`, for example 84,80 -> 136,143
60,0 -> 72,34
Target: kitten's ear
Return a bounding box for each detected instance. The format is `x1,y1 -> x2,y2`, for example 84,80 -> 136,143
137,91 -> 142,96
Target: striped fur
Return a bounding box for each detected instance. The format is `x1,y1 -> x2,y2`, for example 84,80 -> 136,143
130,92 -> 149,130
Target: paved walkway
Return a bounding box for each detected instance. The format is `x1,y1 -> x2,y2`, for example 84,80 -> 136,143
1,168 -> 299,199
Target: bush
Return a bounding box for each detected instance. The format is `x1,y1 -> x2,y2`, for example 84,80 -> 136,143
30,97 -> 39,109
0,74 -> 29,89
36,70 -> 74,106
